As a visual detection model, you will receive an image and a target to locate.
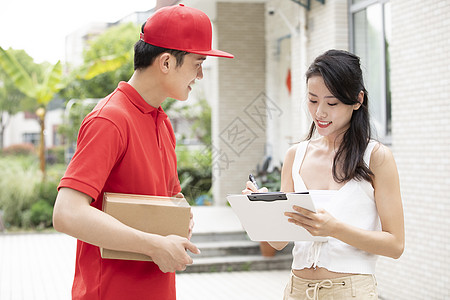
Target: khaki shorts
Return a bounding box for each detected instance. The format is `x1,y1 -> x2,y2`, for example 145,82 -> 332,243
283,272 -> 378,300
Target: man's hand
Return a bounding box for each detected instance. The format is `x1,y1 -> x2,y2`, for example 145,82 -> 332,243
149,235 -> 201,273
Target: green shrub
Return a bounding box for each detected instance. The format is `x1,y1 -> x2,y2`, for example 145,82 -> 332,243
176,145 -> 212,205
0,156 -> 41,227
1,143 -> 36,157
36,177 -> 59,207
46,146 -> 65,165
21,210 -> 33,229
0,156 -> 62,229
29,200 -> 53,228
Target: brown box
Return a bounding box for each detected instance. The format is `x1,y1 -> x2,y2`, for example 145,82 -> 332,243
100,192 -> 191,261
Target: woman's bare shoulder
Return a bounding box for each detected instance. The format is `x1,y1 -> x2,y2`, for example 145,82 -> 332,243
282,144 -> 300,171
370,141 -> 396,171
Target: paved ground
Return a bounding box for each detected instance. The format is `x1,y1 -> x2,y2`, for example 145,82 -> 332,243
0,207 -> 291,300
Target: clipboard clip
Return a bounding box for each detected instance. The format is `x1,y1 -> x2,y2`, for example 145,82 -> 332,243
246,192 -> 287,202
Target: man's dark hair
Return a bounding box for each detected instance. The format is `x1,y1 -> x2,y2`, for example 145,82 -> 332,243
134,22 -> 189,70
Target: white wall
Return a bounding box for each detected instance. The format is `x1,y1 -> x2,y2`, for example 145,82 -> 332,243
376,1 -> 450,299
2,108 -> 63,149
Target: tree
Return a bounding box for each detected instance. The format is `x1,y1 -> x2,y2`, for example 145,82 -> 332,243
190,98 -> 212,145
0,80 -> 23,150
0,46 -> 65,179
0,49 -> 41,149
0,23 -> 138,178
61,22 -> 138,100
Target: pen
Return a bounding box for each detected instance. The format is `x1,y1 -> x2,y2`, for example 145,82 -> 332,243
248,173 -> 259,190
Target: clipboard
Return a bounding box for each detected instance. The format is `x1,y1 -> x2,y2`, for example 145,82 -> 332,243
226,192 -> 327,242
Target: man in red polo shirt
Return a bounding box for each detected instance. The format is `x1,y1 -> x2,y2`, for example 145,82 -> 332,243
53,4 -> 233,300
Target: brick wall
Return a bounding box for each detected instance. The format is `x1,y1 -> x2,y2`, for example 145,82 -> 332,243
207,0 -> 450,296
264,0 -> 350,164
290,0 -> 350,146
265,0 -> 303,168
307,0 -> 349,65
213,2 -> 266,205
376,1 -> 450,299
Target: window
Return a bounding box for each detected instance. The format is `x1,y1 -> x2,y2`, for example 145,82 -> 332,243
23,132 -> 40,146
350,0 -> 391,140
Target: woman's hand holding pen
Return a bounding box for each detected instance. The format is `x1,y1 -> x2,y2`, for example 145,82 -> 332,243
284,206 -> 338,237
242,174 -> 269,194
242,182 -> 268,194
241,174 -> 287,251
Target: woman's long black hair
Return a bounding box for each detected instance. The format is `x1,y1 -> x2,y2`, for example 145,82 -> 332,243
305,49 -> 374,183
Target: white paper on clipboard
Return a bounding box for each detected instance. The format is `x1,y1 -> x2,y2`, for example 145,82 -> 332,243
226,192 -> 328,242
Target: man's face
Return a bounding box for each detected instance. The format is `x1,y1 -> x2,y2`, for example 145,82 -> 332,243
166,53 -> 206,101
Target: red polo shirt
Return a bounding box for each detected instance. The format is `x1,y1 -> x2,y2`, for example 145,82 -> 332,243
58,82 -> 181,300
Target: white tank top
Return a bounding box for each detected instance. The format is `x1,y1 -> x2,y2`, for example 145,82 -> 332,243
291,140 -> 381,274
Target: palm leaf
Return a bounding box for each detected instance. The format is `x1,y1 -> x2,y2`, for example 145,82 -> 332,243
36,61 -> 63,105
0,46 -> 36,98
84,52 -> 131,80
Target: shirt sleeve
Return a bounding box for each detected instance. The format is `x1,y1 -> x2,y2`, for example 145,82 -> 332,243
58,117 -> 125,200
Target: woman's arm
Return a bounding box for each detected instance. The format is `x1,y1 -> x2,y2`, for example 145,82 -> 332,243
285,143 -> 405,259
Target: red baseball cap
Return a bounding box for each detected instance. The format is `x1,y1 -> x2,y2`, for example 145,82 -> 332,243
140,4 -> 234,58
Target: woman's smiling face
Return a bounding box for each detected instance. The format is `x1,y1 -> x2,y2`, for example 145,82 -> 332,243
307,75 -> 361,139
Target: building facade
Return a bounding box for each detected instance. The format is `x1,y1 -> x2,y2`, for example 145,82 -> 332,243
188,0 -> 450,299
2,106 -> 63,150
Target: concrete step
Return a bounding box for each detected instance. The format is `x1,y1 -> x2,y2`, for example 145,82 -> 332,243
190,231 -> 249,243
183,253 -> 292,273
191,239 -> 294,257
192,240 -> 261,257
186,232 -> 294,273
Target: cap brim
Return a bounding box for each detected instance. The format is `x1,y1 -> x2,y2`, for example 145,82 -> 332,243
188,49 -> 234,58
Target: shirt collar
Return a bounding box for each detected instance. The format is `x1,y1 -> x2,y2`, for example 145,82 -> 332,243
117,81 -> 165,116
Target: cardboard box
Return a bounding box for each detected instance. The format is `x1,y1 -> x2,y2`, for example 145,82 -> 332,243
100,192 -> 191,261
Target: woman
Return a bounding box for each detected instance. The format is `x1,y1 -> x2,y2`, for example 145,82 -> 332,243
243,50 -> 404,299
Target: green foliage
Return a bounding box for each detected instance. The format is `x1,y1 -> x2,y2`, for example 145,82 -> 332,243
0,47 -> 37,98
0,46 -> 70,177
1,143 -> 36,156
0,49 -> 41,149
0,156 -> 41,227
171,99 -> 213,204
29,200 -> 54,228
254,163 -> 282,192
252,156 -> 283,192
0,49 -> 38,111
36,61 -> 63,104
173,98 -> 212,145
0,46 -> 63,105
261,168 -> 282,192
58,99 -> 98,147
176,145 -> 212,205
36,178 -> 59,207
61,22 -> 139,100
189,98 -> 212,145
0,155 -> 63,229
46,146 -> 65,165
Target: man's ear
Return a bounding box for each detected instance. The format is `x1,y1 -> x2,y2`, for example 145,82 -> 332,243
159,53 -> 171,73
353,90 -> 364,110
